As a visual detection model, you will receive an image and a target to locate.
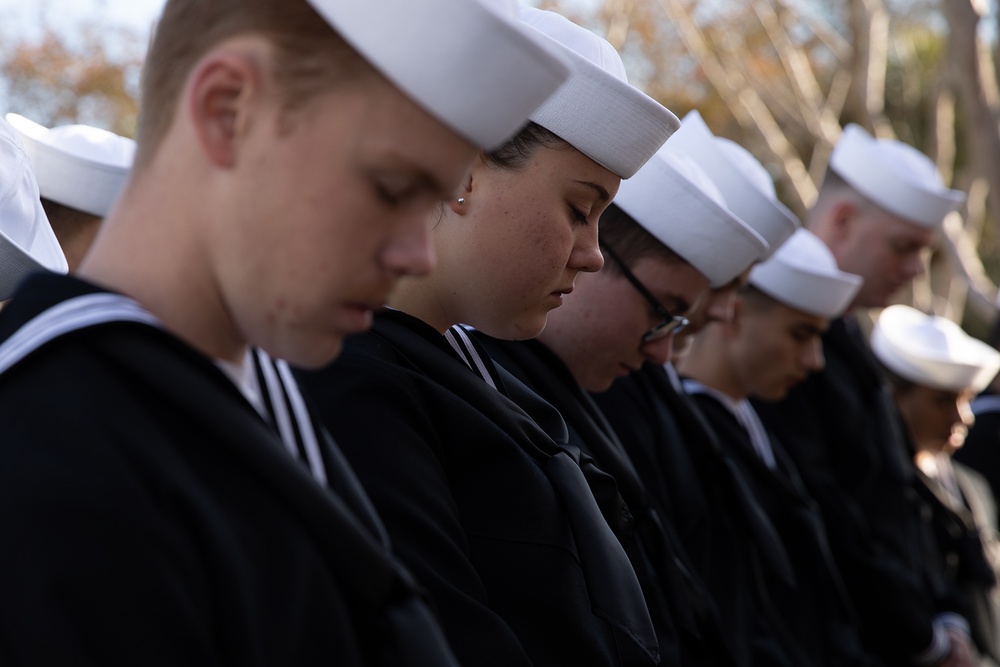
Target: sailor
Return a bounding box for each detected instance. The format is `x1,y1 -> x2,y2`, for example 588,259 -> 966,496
476,144 -> 769,666
5,113 -> 135,270
664,110 -> 801,359
0,115 -> 66,300
0,0 -> 572,663
753,124 -> 975,666
872,305 -> 1000,665
679,228 -> 877,667
593,113 -> 819,664
297,7 -> 678,667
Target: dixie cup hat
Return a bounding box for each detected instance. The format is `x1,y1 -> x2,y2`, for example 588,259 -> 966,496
518,6 -> 679,178
0,116 -> 68,300
665,110 -> 798,258
829,124 -> 965,229
749,228 -> 862,319
305,0 -> 572,151
872,305 -> 1000,394
614,147 -> 768,287
6,113 -> 136,218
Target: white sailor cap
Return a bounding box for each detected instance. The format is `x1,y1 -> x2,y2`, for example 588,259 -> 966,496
871,305 -> 1000,393
829,124 -> 965,229
0,116 -> 68,300
518,6 -> 679,178
749,228 -> 862,319
614,147 -> 768,287
6,113 -> 136,218
664,111 -> 798,258
305,0 -> 572,152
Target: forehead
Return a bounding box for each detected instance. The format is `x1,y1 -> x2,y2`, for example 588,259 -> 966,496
754,301 -> 829,333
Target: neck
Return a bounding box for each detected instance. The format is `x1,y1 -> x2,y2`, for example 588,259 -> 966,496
388,274 -> 456,334
78,166 -> 247,364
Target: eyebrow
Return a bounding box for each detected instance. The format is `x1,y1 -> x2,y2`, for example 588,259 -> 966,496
574,180 -> 611,203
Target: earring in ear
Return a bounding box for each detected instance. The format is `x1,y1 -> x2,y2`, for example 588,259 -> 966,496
457,197 -> 466,205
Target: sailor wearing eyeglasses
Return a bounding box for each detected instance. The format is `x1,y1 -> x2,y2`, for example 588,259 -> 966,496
593,118 -> 808,667
476,146 -> 770,665
679,228 -> 870,667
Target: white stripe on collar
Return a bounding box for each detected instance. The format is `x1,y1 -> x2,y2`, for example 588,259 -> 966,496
0,290 -> 329,487
0,292 -> 161,377
252,349 -> 328,486
444,324 -> 499,391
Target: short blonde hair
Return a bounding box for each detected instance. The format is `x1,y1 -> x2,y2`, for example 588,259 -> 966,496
135,0 -> 370,167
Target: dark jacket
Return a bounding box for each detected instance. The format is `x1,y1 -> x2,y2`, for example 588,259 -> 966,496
297,310 -> 658,667
912,453 -> 1000,662
690,390 -> 879,667
753,316 -> 951,665
0,274 -> 459,667
479,335 -> 740,667
594,362 -> 801,667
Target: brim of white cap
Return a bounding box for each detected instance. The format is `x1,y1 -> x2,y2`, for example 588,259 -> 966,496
666,111 -> 798,257
871,306 -> 1000,393
749,228 -> 862,318
830,124 -> 965,229
6,113 -> 131,218
615,151 -> 768,286
750,259 -> 861,319
306,0 -> 572,151
528,41 -> 678,178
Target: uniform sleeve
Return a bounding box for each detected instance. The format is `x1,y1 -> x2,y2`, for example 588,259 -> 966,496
298,354 -> 535,667
0,418 -> 221,666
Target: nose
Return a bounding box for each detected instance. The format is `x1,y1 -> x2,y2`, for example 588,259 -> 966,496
382,209 -> 436,277
802,337 -> 825,372
571,226 -> 604,274
641,332 -> 675,366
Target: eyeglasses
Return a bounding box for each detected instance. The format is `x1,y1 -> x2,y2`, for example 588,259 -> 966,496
600,240 -> 689,343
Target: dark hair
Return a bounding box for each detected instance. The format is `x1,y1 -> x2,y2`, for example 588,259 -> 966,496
597,203 -> 683,274
482,122 -> 569,171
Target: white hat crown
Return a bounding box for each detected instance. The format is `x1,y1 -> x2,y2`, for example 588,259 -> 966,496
519,6 -> 679,178
665,110 -> 798,258
0,116 -> 68,299
305,0 -> 572,151
871,304 -> 1000,393
749,228 -> 862,319
613,146 -> 768,287
829,124 -> 965,229
6,113 -> 136,218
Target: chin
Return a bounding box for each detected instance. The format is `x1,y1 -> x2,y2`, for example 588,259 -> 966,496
473,312 -> 547,341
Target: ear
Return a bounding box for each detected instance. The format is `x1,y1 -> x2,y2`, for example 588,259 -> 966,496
727,296 -> 745,335
446,156 -> 480,216
187,49 -> 263,168
826,200 -> 858,244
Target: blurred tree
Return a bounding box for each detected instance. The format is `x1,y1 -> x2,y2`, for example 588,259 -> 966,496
546,0 -> 1000,335
0,21 -> 144,137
